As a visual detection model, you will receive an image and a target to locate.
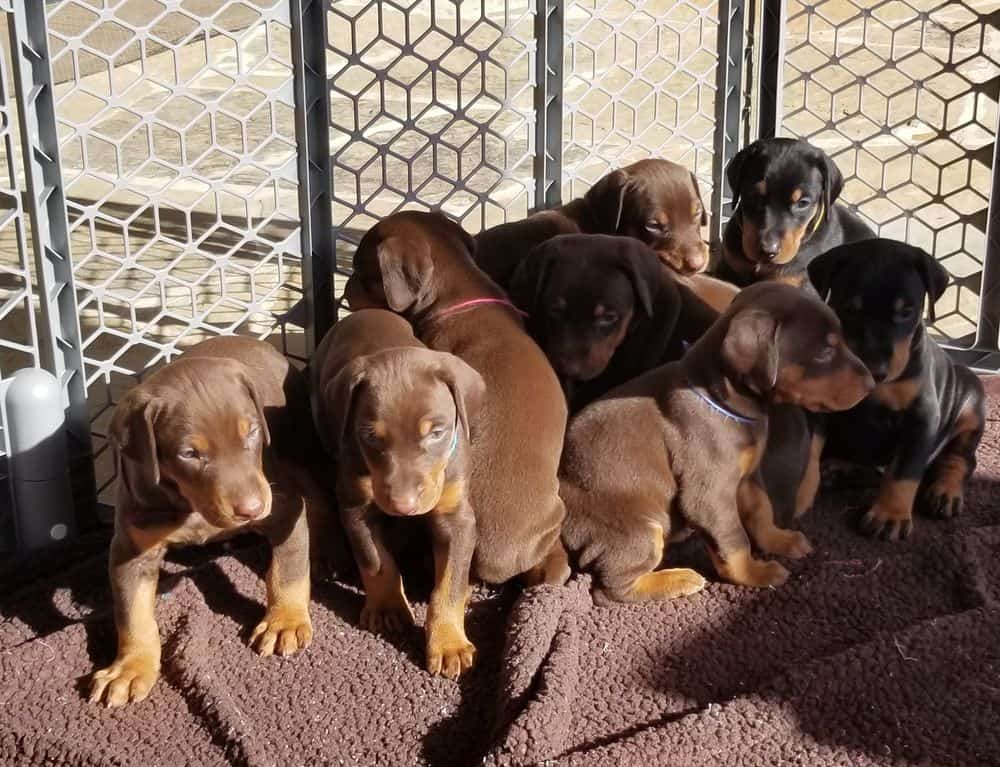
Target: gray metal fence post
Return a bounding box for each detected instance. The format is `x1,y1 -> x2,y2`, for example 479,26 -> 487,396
8,0 -> 96,527
966,124 -> 1000,367
534,0 -> 564,211
756,0 -> 785,140
711,0 -> 746,248
291,0 -> 335,350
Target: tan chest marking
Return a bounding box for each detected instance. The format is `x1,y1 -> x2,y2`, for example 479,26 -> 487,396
872,378 -> 920,411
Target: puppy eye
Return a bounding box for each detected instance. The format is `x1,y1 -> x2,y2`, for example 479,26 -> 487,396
360,430 -> 383,449
179,447 -> 201,461
813,346 -> 836,364
645,220 -> 664,235
692,208 -> 703,222
596,312 -> 619,327
794,197 -> 812,210
895,306 -> 915,322
427,428 -> 447,443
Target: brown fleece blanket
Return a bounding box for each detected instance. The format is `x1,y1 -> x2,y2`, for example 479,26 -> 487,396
2,380 -> 999,766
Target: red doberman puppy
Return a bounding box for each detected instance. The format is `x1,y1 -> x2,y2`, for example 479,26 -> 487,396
560,283 -> 874,603
90,337 -> 324,706
474,158 -> 711,286
345,211 -> 571,587
313,309 -> 485,678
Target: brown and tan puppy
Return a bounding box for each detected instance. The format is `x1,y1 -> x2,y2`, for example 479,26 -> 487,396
313,309 -> 485,678
475,158 -> 711,287
90,337 -> 324,707
344,211 -> 570,587
560,283 -> 874,604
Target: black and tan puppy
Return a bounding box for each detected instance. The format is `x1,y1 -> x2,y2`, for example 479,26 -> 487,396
313,309 -> 484,678
475,158 -> 711,287
808,239 -> 986,540
344,210 -> 571,586
560,283 -> 874,603
507,233 -> 726,408
90,337 -> 323,706
717,138 -> 875,289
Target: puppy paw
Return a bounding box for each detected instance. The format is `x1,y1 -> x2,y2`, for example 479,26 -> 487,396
360,600 -> 414,634
426,631 -> 476,680
767,529 -> 814,560
861,504 -> 913,541
920,484 -> 964,519
251,606 -> 313,657
88,653 -> 159,707
669,568 -> 708,596
746,559 -> 790,588
628,567 -> 707,600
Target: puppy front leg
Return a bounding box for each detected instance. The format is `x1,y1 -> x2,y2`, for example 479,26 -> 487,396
426,506 -> 476,679
920,403 -> 984,519
342,503 -> 414,633
252,497 -> 313,657
738,471 -> 813,558
695,481 -> 790,588
89,533 -> 163,707
861,415 -> 937,540
794,429 -> 826,518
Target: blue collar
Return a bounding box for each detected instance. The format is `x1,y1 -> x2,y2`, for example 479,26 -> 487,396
447,426 -> 459,458
690,386 -> 759,425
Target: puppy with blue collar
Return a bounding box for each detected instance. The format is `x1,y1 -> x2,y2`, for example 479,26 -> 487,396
560,283 -> 874,603
312,309 -> 485,678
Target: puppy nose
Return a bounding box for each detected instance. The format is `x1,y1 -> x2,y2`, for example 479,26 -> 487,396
686,251 -> 708,273
760,239 -> 780,260
233,496 -> 264,520
869,364 -> 888,383
389,492 -> 421,516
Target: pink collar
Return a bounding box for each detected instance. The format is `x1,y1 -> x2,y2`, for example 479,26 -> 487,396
430,297 -> 529,322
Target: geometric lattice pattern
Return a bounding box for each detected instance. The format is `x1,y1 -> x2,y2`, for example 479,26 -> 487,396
45,0 -> 305,500
563,0 -> 721,205
781,0 -> 1000,345
326,0 -> 536,300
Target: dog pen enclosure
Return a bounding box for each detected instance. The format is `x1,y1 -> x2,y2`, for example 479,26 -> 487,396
0,0 -> 996,550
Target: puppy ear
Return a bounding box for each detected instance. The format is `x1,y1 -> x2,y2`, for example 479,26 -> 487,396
807,245 -> 851,300
813,147 -> 845,209
690,172 -> 708,227
109,389 -> 163,485
721,308 -> 780,395
906,243 -> 949,323
583,169 -> 631,233
509,246 -> 554,317
726,143 -> 756,207
615,245 -> 658,318
377,235 -> 435,313
238,371 -> 271,447
325,359 -> 368,453
434,354 -> 486,441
